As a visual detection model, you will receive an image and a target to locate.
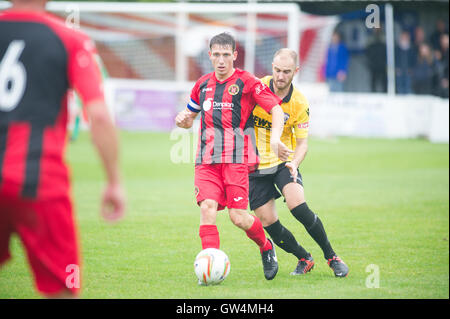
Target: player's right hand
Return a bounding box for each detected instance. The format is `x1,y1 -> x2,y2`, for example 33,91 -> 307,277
101,182 -> 126,224
175,110 -> 194,129
285,162 -> 298,182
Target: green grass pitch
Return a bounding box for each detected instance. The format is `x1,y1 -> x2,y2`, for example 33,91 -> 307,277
0,131 -> 448,299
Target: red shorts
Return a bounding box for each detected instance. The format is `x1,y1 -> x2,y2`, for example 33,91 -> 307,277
194,163 -> 249,211
0,194 -> 80,296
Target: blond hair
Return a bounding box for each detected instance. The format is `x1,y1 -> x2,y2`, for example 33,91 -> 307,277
273,48 -> 298,67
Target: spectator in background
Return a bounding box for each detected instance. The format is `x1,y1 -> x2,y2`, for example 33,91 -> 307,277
395,30 -> 415,94
434,33 -> 449,98
438,32 -> 449,58
412,43 -> 436,95
325,31 -> 349,92
430,19 -> 448,51
366,28 -> 387,93
412,26 -> 426,63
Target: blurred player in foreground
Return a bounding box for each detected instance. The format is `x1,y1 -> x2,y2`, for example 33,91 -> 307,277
0,0 -> 125,297
250,49 -> 349,277
176,32 -> 292,281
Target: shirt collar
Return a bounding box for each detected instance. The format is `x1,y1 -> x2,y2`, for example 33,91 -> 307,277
269,78 -> 293,103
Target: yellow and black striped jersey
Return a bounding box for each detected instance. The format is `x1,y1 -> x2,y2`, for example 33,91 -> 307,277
253,76 -> 310,170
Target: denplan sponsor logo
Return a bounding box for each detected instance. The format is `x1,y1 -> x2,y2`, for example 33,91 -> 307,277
203,98 -> 235,111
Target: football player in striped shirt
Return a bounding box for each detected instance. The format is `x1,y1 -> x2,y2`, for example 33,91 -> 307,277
250,49 -> 349,277
176,33 -> 292,281
0,0 -> 125,297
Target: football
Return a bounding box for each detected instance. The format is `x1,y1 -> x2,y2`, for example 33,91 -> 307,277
194,248 -> 230,286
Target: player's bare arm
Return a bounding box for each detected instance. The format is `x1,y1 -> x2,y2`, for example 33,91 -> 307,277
285,137 -> 308,181
87,99 -> 126,223
176,108 -> 198,129
269,105 -> 293,161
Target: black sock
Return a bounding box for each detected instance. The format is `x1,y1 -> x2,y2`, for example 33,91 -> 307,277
290,202 -> 336,260
264,220 -> 309,260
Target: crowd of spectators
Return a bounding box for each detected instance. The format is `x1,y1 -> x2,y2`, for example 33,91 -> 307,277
394,20 -> 449,98
325,19 -> 449,98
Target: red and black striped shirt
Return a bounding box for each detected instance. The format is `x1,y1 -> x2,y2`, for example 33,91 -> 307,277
0,11 -> 104,200
188,68 -> 281,167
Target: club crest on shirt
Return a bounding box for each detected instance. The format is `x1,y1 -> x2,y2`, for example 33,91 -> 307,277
284,113 -> 290,123
228,84 -> 240,96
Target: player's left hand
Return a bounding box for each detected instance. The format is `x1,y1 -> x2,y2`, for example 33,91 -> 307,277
101,182 -> 126,224
271,140 -> 293,162
285,162 -> 298,182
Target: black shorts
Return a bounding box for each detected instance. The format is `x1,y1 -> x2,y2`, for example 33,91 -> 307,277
249,163 -> 303,211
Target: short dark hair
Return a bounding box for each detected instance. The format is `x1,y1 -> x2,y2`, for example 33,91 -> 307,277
209,32 -> 236,51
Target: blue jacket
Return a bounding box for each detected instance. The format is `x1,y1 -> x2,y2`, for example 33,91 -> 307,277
325,43 -> 349,79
